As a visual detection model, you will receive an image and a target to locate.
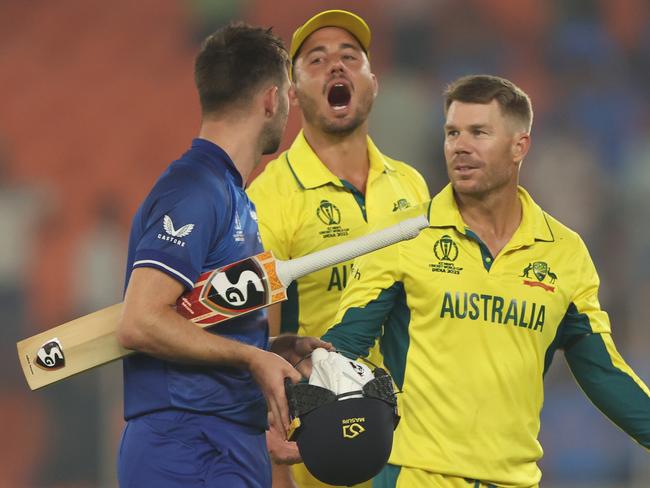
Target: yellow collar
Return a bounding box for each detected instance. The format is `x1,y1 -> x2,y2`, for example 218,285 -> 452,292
284,130 -> 395,189
427,184 -> 554,245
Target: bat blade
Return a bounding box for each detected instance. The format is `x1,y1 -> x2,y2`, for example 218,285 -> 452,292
17,214 -> 428,390
17,303 -> 128,390
17,251 -> 286,391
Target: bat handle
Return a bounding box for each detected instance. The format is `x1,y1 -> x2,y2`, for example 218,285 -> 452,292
277,214 -> 428,285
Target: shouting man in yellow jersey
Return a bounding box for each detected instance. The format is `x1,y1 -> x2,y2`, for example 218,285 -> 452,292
322,75 -> 650,488
247,9 -> 430,488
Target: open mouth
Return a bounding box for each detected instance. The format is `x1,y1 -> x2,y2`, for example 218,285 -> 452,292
327,83 -> 351,110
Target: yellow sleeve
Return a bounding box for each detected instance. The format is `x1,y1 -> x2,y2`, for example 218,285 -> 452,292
323,240 -> 403,357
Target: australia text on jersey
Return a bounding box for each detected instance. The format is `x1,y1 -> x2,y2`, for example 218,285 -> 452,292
440,291 -> 546,332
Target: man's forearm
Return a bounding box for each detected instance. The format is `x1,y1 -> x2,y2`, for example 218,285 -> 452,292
566,332 -> 650,448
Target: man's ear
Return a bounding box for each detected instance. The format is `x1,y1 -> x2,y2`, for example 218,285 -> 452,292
512,132 -> 531,163
371,73 -> 379,98
262,85 -> 279,118
289,84 -> 300,107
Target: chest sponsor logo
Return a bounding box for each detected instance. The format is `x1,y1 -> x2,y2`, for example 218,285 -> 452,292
430,235 -> 464,275
157,215 -> 194,247
317,200 -> 350,239
206,260 -> 268,312
440,291 -> 545,332
392,198 -> 411,212
520,261 -> 557,292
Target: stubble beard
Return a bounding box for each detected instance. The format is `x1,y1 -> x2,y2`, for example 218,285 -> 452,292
261,104 -> 289,156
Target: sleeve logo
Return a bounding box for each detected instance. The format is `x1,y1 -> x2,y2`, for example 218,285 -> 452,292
158,215 -> 195,247
163,215 -> 195,238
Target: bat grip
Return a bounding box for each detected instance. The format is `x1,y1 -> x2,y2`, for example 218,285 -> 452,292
276,214 -> 428,285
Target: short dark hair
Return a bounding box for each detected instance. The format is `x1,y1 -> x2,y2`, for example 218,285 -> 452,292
195,23 -> 290,116
443,75 -> 533,132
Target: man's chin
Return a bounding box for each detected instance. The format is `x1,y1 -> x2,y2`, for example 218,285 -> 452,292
451,179 -> 483,196
322,116 -> 363,136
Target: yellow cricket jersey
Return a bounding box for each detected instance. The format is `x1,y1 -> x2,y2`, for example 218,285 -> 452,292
247,131 -> 429,488
323,184 -> 650,487
247,130 -> 429,340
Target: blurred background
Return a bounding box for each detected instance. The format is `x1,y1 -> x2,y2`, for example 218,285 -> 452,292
0,0 -> 648,486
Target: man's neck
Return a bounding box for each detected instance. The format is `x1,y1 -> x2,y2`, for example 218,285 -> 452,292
455,185 -> 522,258
302,123 -> 370,193
198,118 -> 260,183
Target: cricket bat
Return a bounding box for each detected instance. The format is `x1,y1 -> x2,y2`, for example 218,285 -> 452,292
17,214 -> 428,390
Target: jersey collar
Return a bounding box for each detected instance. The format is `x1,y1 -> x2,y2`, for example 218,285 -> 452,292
191,138 -> 243,187
285,130 -> 395,189
427,184 -> 554,245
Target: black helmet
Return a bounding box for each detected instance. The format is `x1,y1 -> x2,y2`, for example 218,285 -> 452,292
285,360 -> 400,486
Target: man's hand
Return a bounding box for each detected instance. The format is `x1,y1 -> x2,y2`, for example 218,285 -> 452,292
248,349 -> 302,435
270,335 -> 333,366
267,413 -> 302,465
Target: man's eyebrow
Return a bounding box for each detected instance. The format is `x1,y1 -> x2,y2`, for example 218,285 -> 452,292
340,42 -> 362,51
304,42 -> 362,58
303,45 -> 327,58
443,123 -> 490,130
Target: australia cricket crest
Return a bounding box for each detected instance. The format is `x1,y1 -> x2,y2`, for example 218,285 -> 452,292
521,261 -> 557,292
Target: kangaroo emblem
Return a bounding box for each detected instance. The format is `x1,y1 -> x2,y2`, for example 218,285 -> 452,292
520,263 -> 533,278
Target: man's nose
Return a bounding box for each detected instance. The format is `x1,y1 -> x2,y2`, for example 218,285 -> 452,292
329,58 -> 345,74
447,134 -> 468,154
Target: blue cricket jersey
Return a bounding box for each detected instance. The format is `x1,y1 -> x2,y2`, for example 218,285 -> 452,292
122,138 -> 268,430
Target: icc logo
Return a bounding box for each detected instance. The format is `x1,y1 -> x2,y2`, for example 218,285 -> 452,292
206,260 -> 268,312
36,338 -> 65,369
317,200 -> 341,225
433,235 -> 459,261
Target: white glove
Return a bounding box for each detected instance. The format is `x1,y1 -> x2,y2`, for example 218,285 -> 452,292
309,348 -> 374,397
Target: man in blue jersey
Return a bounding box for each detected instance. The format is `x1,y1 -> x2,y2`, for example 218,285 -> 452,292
116,23 -> 330,488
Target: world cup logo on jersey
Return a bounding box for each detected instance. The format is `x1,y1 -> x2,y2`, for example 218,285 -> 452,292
205,259 -> 269,313
433,235 -> 459,261
317,200 -> 341,225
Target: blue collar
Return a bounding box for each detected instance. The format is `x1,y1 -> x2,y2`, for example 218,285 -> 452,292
191,138 -> 243,187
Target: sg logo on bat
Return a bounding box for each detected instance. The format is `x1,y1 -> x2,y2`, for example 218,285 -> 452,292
35,338 -> 65,370
206,259 -> 269,313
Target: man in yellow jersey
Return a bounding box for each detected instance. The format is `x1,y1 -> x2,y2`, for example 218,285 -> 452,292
322,75 -> 650,488
247,9 -> 430,488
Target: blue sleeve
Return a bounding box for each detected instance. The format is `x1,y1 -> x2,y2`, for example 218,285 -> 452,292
133,178 -> 224,290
